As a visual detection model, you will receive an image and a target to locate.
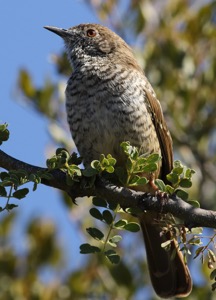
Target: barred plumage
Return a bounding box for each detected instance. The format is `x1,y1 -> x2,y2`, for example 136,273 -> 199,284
45,23 -> 192,298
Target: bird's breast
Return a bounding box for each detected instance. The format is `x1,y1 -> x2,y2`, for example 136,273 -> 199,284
65,70 -> 161,165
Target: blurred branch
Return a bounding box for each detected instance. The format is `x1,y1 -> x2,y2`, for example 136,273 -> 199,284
0,149 -> 216,229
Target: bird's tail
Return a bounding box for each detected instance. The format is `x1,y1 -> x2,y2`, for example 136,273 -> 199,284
139,213 -> 192,298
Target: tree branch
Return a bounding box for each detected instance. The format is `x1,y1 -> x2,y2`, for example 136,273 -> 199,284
0,149 -> 216,228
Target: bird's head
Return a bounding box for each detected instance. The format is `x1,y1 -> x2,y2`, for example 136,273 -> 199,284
44,23 -> 140,71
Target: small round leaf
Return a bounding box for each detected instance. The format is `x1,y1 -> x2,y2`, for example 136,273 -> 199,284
124,222 -> 140,232
102,210 -> 113,225
89,208 -> 103,221
80,243 -> 101,254
86,227 -> 104,240
13,188 -> 29,199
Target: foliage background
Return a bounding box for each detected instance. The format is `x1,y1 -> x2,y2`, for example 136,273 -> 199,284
1,0 -> 216,299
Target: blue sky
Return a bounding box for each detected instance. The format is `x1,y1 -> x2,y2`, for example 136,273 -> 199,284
1,0 -> 100,275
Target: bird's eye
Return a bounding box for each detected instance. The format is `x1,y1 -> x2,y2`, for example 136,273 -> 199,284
86,29 -> 97,37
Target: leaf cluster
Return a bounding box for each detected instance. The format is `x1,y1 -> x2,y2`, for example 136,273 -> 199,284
116,141 -> 161,187
155,160 -> 198,206
158,215 -> 216,290
0,167 -> 53,212
80,196 -> 140,264
46,148 -> 83,186
1,124 -> 215,294
0,123 -> 9,145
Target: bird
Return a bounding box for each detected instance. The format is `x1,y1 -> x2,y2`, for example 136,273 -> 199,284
44,23 -> 192,298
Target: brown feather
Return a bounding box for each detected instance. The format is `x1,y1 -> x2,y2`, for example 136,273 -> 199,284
137,87 -> 192,298
145,88 -> 173,182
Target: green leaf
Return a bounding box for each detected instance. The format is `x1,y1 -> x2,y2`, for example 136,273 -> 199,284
136,157 -> 147,166
185,168 -> 195,179
0,172 -> 9,181
109,235 -> 122,243
114,219 -> 128,228
0,124 -> 10,145
124,222 -> 140,232
188,200 -> 200,208
68,152 -> 83,165
67,165 -> 82,177
105,250 -> 120,264
146,153 -> 161,163
172,167 -> 184,175
28,174 -> 36,183
165,185 -> 175,195
33,182 -> 38,192
80,243 -> 101,254
136,177 -> 148,185
99,154 -> 116,173
105,166 -> 115,173
126,157 -> 133,171
120,141 -> 138,159
89,208 -> 103,221
179,178 -> 192,188
0,186 -> 7,197
155,179 -> 166,191
0,180 -> 12,187
86,227 -> 104,240
187,237 -> 202,245
166,172 -> 179,184
194,246 -> 205,259
102,210 -> 113,225
91,160 -> 101,171
173,160 -> 184,170
107,199 -> 118,211
210,269 -> 216,280
0,123 -> 8,132
99,154 -> 105,162
12,188 -> 29,199
129,175 -> 148,186
176,189 -> 188,200
56,147 -> 69,157
106,154 -> 116,165
190,227 -> 203,234
46,157 -> 56,169
92,197 -> 107,208
142,162 -> 158,172
128,175 -> 140,185
208,249 -> 216,263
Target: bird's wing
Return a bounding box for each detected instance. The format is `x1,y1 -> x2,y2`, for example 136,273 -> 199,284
145,88 -> 173,181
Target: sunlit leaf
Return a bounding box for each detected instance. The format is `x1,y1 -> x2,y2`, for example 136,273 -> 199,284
114,219 -> 128,228
124,222 -> 140,232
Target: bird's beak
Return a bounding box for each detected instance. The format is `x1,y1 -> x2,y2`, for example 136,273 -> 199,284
44,26 -> 71,38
